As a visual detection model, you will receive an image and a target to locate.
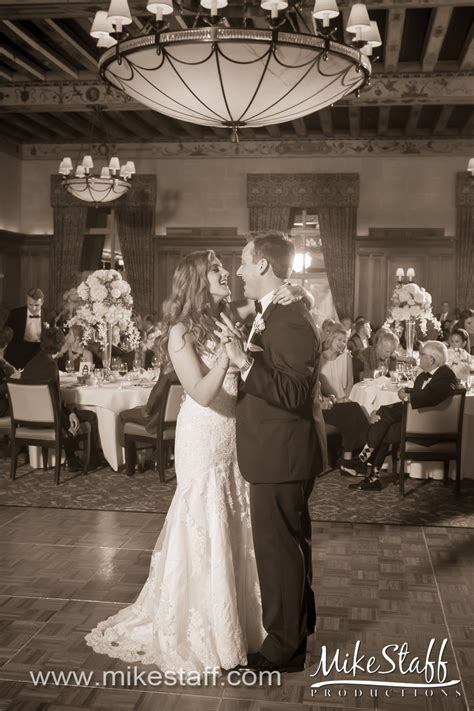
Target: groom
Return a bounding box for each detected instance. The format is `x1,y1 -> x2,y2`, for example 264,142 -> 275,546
219,232 -> 322,674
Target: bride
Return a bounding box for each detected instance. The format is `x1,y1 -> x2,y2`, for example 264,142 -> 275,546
85,249 -> 313,672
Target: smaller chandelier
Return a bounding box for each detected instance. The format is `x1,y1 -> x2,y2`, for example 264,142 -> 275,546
58,155 -> 136,203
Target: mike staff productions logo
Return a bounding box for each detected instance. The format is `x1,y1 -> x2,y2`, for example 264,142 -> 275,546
310,637 -> 462,700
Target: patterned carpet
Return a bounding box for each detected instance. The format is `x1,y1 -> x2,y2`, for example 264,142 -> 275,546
1,456 -> 473,527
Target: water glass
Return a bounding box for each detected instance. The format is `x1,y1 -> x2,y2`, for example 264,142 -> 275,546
65,359 -> 75,375
111,356 -> 120,372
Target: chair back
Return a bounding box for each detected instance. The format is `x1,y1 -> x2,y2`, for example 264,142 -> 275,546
163,384 -> 184,424
6,379 -> 58,427
404,389 -> 466,437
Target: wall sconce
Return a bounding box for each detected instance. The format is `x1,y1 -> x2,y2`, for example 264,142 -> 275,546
406,267 -> 416,282
468,158 -> 474,177
396,267 -> 405,282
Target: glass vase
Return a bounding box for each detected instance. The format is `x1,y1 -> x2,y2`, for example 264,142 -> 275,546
103,324 -> 113,374
405,319 -> 416,357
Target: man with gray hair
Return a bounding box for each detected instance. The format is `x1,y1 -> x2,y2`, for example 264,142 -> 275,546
341,341 -> 458,490
355,330 -> 399,381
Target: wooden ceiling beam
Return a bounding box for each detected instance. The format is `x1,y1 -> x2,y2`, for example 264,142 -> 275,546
348,106 -> 360,137
461,111 -> 474,136
265,124 -> 281,139
319,108 -> 333,137
49,110 -> 90,135
174,119 -> 204,139
0,64 -> 14,80
43,19 -> 98,72
5,113 -> 55,140
377,107 -> 390,136
459,25 -> 474,71
291,118 -> 307,138
433,105 -> 453,134
2,19 -> 79,78
421,7 -> 452,73
136,110 -> 179,139
405,105 -> 422,135
0,117 -> 31,141
0,44 -> 46,80
384,9 -> 405,73
23,111 -> 72,138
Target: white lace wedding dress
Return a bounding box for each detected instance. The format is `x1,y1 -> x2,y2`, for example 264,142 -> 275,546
85,345 -> 265,671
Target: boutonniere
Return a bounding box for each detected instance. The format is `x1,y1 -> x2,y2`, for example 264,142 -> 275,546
253,314 -> 266,335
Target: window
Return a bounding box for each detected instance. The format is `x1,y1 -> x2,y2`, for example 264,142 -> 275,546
289,210 -> 337,324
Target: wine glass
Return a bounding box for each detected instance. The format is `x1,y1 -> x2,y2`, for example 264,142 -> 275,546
65,359 -> 75,375
118,362 -> 128,378
111,356 -> 120,373
95,368 -> 104,384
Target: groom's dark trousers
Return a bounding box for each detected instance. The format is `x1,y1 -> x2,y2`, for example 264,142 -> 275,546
236,301 -> 322,667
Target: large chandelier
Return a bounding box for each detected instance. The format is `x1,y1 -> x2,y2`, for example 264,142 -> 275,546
90,0 -> 380,140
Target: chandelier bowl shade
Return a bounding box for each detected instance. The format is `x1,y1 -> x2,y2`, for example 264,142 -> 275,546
99,29 -> 371,129
63,176 -> 131,203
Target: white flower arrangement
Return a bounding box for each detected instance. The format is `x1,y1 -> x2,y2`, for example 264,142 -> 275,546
68,269 -> 141,351
383,282 -> 441,335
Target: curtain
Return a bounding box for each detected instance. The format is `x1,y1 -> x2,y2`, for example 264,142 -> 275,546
455,205 -> 474,310
52,206 -> 88,309
249,206 -> 291,232
318,207 -> 357,320
115,206 -> 155,315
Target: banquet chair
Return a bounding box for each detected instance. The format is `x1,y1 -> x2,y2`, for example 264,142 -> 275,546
6,379 -> 91,485
124,381 -> 184,481
397,389 -> 466,497
0,415 -> 10,456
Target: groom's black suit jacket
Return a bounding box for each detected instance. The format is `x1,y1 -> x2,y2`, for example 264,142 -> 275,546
236,301 -> 322,484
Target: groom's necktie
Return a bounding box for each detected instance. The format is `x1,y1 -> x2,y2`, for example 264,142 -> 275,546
254,300 -> 262,314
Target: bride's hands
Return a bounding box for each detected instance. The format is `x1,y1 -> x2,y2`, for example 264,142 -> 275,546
214,313 -> 247,369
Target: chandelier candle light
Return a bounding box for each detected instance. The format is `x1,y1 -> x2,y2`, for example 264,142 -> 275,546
90,0 -> 380,141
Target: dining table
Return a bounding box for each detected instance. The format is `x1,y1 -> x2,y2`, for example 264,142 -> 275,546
29,373 -> 154,471
350,377 -> 474,481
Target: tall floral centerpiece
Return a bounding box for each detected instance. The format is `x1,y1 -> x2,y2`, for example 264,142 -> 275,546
68,269 -> 141,370
384,282 -> 440,356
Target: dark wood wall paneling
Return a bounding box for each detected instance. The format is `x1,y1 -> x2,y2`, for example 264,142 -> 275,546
354,228 -> 455,327
0,231 -> 53,317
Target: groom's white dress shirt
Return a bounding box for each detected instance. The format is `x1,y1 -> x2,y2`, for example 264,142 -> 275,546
241,290 -> 275,381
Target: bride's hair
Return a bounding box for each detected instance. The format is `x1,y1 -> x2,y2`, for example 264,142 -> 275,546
157,249 -> 230,371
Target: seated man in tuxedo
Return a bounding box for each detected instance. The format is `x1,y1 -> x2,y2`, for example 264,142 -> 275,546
22,327 -> 106,472
4,288 -> 49,370
341,341 -> 458,491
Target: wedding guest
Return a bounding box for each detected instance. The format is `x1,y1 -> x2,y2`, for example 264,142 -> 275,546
341,342 -> 458,490
56,325 -> 94,372
319,326 -> 369,468
347,317 -> 371,355
441,319 -> 453,344
142,314 -> 161,369
4,288 -> 49,369
446,328 -> 471,380
22,327 -> 106,472
456,310 -> 474,354
354,331 -> 399,382
321,318 -> 336,340
436,301 -> 455,325
0,326 -> 19,417
340,315 -> 352,338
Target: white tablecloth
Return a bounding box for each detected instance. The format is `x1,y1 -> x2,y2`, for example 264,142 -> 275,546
350,380 -> 474,480
29,382 -> 152,471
